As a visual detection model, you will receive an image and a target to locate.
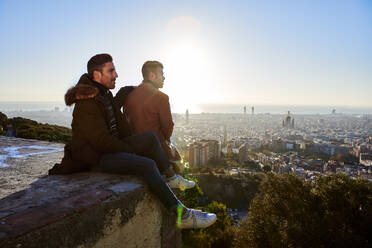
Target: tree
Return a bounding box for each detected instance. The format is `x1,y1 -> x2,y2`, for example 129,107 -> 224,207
0,112 -> 7,135
262,165 -> 271,173
177,178 -> 234,248
207,157 -> 226,167
234,174 -> 372,248
311,174 -> 372,247
177,176 -> 203,208
226,159 -> 239,168
244,160 -> 262,172
330,153 -> 346,162
182,201 -> 234,248
5,117 -> 72,143
0,112 -> 7,126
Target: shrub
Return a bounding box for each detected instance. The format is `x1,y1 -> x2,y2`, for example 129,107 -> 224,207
177,176 -> 203,208
182,201 -> 234,248
234,174 -> 372,248
176,178 -> 234,248
6,117 -> 72,143
0,112 -> 7,127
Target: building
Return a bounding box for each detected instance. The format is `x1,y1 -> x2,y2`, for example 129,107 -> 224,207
189,140 -> 221,167
223,125 -> 227,145
185,109 -> 189,124
360,153 -> 372,167
271,139 -> 285,150
307,143 -> 349,157
238,144 -> 248,163
282,111 -> 294,128
324,160 -> 343,173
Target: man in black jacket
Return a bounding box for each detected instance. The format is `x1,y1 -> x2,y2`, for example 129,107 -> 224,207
50,54 -> 216,229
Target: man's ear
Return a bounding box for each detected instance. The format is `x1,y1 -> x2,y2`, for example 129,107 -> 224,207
93,70 -> 101,82
148,71 -> 155,81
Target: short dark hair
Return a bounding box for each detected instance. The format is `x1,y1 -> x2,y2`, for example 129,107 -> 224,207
87,53 -> 113,78
142,61 -> 163,80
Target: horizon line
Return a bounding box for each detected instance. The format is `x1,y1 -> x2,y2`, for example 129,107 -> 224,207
1,101 -> 372,109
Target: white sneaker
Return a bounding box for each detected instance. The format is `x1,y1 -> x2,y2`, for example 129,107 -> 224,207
178,209 -> 217,229
167,175 -> 195,190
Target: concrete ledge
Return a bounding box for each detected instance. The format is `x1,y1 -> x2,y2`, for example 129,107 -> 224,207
0,173 -> 181,248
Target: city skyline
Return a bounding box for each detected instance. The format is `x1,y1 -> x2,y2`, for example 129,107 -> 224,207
1,0 -> 371,110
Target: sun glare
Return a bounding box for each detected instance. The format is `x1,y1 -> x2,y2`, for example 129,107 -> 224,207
162,16 -> 216,113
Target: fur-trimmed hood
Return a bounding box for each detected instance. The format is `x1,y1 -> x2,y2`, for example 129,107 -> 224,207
65,74 -> 99,106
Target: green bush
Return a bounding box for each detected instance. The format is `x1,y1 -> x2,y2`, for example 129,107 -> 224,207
7,117 -> 72,143
182,201 -> 234,248
0,112 -> 7,127
39,133 -> 52,141
262,164 -> 271,173
193,173 -> 263,210
234,173 -> 372,248
176,177 -> 234,248
17,125 -> 38,139
177,176 -> 203,208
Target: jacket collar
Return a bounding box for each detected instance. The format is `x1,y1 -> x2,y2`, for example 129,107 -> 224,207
91,80 -> 110,96
142,79 -> 159,90
65,73 -> 111,106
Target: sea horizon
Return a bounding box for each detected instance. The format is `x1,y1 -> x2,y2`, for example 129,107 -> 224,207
1,101 -> 372,115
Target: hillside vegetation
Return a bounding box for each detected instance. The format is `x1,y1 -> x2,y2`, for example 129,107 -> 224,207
0,112 -> 71,143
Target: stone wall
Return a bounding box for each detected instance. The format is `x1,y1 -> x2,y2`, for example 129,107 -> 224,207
0,136 -> 181,248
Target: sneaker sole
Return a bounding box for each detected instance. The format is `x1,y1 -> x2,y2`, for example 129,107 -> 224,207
179,214 -> 217,229
167,182 -> 196,190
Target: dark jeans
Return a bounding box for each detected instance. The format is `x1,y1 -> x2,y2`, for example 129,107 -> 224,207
99,132 -> 179,210
120,131 -> 171,173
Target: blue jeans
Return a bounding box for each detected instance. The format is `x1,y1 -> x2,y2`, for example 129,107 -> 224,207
99,132 -> 180,210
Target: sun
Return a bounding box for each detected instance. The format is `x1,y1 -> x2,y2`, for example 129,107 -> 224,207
161,16 -> 215,113
163,42 -> 208,113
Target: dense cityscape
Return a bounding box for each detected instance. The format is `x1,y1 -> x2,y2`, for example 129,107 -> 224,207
172,108 -> 372,182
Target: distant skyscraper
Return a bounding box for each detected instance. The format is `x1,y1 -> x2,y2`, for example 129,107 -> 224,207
244,106 -> 246,115
252,106 -> 254,115
186,109 -> 189,124
283,111 -> 294,128
223,124 -> 227,145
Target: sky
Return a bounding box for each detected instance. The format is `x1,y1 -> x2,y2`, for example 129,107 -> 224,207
0,0 -> 371,113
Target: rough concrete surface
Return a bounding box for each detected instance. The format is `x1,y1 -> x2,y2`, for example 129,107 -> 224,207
0,136 -> 64,199
0,136 -> 181,248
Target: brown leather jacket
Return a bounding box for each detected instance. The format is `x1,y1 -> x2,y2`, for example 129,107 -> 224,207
123,81 -> 176,160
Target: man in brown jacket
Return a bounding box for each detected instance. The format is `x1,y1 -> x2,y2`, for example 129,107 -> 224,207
123,61 -> 195,190
50,54 -> 216,229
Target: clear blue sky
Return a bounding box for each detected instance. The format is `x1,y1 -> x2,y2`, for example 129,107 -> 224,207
0,0 -> 371,111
